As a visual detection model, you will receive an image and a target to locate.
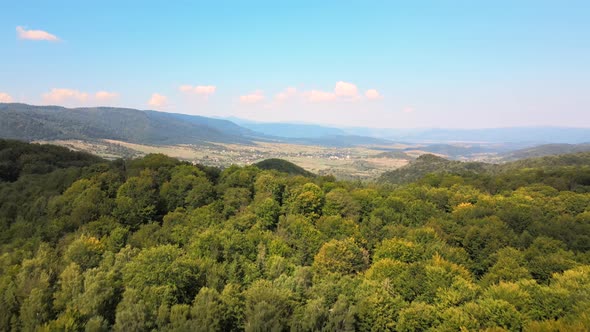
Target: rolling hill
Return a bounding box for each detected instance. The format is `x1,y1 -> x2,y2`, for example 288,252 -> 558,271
0,104 -> 400,148
500,143 -> 590,161
378,154 -> 492,184
254,158 -> 315,177
0,103 -> 263,145
379,151 -> 590,185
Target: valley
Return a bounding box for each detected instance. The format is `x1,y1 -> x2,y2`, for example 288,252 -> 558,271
2,103 -> 588,180
34,136 -> 590,180
36,138 -> 413,180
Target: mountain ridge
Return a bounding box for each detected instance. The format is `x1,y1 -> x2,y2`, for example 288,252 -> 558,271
0,103 -> 397,148
0,103 -> 257,145
379,151 -> 590,185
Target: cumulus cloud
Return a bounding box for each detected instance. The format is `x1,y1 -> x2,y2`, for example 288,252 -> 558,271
365,89 -> 382,100
334,81 -> 359,98
41,88 -> 121,105
42,88 -> 88,103
148,93 -> 168,107
240,91 -> 265,104
251,82 -> 379,105
95,91 -> 119,101
0,93 -> 13,103
306,90 -> 336,103
179,85 -> 217,96
16,26 -> 59,41
275,87 -> 298,102
304,81 -> 365,103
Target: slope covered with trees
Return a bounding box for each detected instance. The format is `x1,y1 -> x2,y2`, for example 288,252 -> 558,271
254,158 -> 315,177
378,154 -> 492,185
0,139 -> 103,182
501,143 -> 590,161
380,152 -> 590,188
0,103 -> 260,145
1,140 -> 590,331
0,103 -> 397,148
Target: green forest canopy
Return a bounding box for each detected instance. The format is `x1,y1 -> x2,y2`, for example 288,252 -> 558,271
254,158 -> 315,177
1,139 -> 590,331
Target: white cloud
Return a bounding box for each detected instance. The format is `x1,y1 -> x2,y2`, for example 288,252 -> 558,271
95,91 -> 119,101
0,93 -> 13,103
306,90 -> 336,103
16,26 -> 59,41
179,85 -> 192,92
42,88 -> 88,103
148,93 -> 168,107
194,86 -> 216,95
334,81 -> 359,98
179,85 -> 217,96
365,89 -> 382,100
304,81 -> 366,103
248,82 -> 379,105
41,88 -> 121,105
240,91 -> 265,104
275,87 -> 298,102
403,107 -> 415,113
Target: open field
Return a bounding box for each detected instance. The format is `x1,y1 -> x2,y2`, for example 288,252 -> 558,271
36,139 -> 415,180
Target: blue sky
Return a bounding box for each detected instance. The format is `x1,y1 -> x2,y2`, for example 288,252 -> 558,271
1,1 -> 589,128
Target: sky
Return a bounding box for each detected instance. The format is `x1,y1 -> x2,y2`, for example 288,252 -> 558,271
1,0 -> 589,128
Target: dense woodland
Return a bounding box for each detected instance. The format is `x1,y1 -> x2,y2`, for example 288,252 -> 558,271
1,139 -> 590,331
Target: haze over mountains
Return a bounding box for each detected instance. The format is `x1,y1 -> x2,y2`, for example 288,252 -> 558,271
235,118 -> 590,145
0,103 -> 261,145
1,103 -> 589,164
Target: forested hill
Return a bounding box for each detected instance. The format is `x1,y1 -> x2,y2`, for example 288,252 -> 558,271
254,158 -> 315,177
1,140 -> 590,331
0,139 -> 103,182
0,103 -> 261,145
499,143 -> 590,161
379,152 -> 590,186
378,154 -> 492,185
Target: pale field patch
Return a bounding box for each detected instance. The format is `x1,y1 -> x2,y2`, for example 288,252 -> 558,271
37,139 -> 415,180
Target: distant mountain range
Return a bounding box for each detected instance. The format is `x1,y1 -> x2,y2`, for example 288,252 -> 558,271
0,103 -> 261,145
1,104 -> 589,157
343,127 -> 590,144
0,103 -> 393,148
227,117 -> 346,138
228,116 -> 590,144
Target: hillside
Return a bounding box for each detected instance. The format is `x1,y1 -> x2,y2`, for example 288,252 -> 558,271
254,158 -> 315,177
0,139 -> 103,182
374,150 -> 414,160
404,143 -> 501,159
378,154 -> 492,184
0,103 -> 262,145
380,151 -> 590,188
501,143 -> 590,161
0,104 -> 407,149
499,151 -> 590,170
